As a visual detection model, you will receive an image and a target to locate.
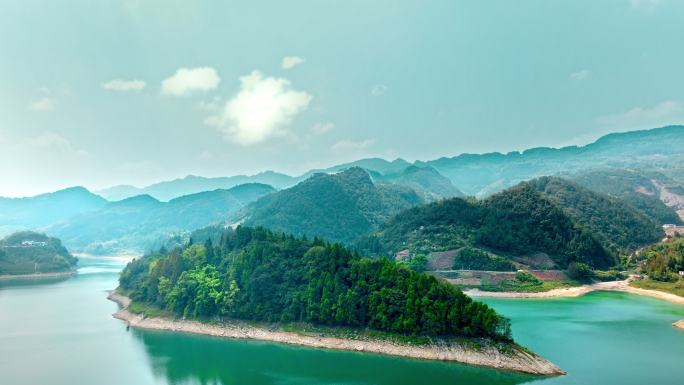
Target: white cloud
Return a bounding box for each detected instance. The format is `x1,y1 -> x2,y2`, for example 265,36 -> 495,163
282,56 -> 305,70
570,69 -> 591,81
595,100 -> 684,129
197,150 -> 214,161
102,79 -> 146,92
311,122 -> 334,135
205,70 -> 312,145
24,133 -> 90,157
28,97 -> 56,112
161,67 -> 220,96
371,84 -> 388,97
331,138 -> 376,152
630,0 -> 662,10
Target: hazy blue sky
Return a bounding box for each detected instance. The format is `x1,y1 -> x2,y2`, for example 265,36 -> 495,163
1,0 -> 683,196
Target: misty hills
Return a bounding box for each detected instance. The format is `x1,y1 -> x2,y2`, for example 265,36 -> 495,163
241,167 -> 424,244
97,160 -> 463,203
98,171 -> 299,202
94,125 -> 684,206
46,183 -> 275,255
2,125 -> 683,258
420,125 -> 684,197
0,187 -> 107,234
374,165 -> 465,201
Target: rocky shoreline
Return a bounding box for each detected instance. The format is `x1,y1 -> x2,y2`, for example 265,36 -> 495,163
466,279 -> 684,304
0,270 -> 76,281
108,291 -> 564,375
674,320 -> 684,331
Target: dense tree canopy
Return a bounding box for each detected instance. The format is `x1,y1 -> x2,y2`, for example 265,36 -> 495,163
452,247 -> 516,271
0,231 -> 77,275
242,168 -> 424,244
360,183 -> 616,269
120,226 -> 511,341
528,177 -> 664,253
570,169 -> 683,226
641,237 -> 684,282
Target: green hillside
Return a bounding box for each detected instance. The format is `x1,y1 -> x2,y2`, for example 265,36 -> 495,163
640,237 -> 684,282
527,177 -> 664,252
570,169 -> 683,225
377,166 -> 464,201
0,231 -> 77,275
359,182 -> 615,269
242,168 -> 424,244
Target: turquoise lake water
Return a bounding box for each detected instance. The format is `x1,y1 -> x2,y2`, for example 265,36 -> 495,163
1,257 -> 683,385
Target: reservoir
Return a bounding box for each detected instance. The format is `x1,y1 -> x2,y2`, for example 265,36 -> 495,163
1,257 -> 683,385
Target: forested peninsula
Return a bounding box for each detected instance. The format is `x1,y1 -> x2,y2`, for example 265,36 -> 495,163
113,226 -> 563,374
0,231 -> 77,278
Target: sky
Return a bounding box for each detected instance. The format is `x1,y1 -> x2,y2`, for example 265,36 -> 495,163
1,0 -> 683,197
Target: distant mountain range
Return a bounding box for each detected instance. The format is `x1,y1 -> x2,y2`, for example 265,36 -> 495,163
94,125 -> 684,203
419,125 -> 684,197
0,187 -> 107,235
98,171 -> 298,202
45,183 -> 274,255
1,125 -> 683,256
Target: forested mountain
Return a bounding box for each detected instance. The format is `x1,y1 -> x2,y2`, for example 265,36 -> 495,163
527,177 -> 664,252
570,169 -> 684,224
98,160 -> 458,203
375,166 -> 464,201
0,187 -> 107,236
120,226 -> 512,341
359,183 -> 615,269
313,157 -> 413,176
419,125 -> 684,197
0,231 -> 77,275
241,168 -> 424,244
47,184 -> 275,255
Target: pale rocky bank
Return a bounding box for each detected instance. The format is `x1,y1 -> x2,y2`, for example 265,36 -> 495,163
674,319 -> 684,331
108,291 -> 564,375
0,270 -> 76,281
466,278 -> 684,305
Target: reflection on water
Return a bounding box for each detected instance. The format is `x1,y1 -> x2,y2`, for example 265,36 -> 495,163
0,275 -> 72,288
2,257 -> 683,385
131,328 -> 535,385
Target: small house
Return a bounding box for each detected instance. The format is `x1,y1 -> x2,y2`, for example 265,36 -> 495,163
395,249 -> 411,262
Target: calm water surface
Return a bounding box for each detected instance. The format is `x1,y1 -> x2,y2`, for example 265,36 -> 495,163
1,257 -> 683,385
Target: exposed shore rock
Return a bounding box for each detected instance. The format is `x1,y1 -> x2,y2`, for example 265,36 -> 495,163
674,320 -> 684,331
0,270 -> 76,281
107,291 -> 564,376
